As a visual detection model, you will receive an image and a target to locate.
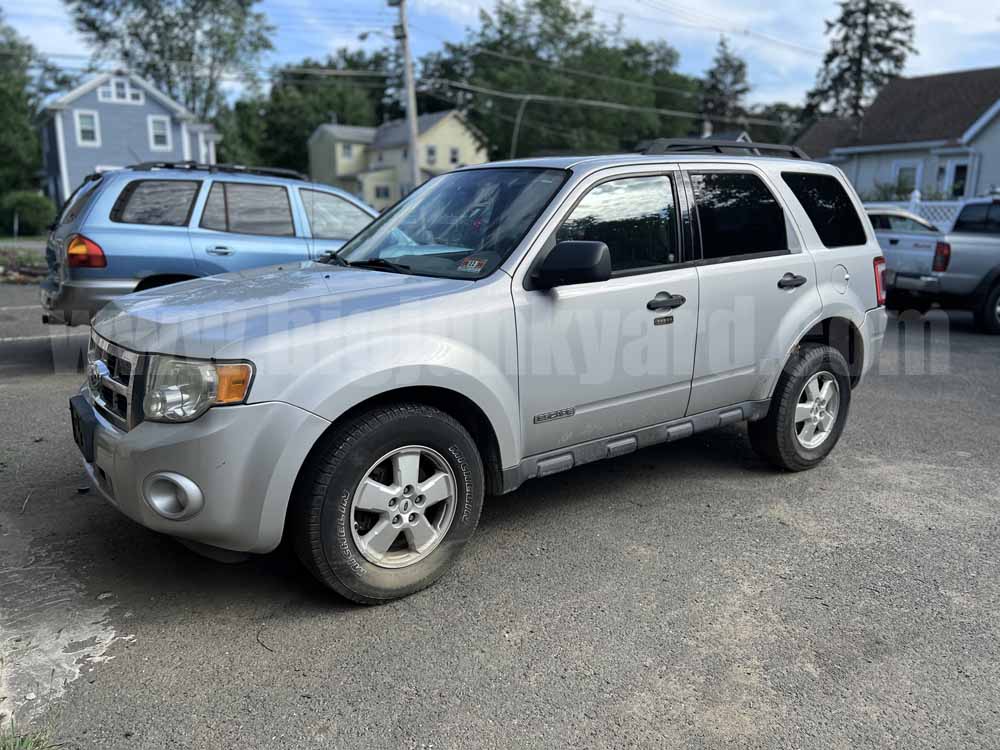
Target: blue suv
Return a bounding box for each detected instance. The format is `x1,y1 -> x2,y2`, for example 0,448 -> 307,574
41,162 -> 378,325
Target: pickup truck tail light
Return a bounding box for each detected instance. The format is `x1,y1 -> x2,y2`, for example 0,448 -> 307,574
873,256 -> 886,306
932,241 -> 951,273
67,234 -> 107,268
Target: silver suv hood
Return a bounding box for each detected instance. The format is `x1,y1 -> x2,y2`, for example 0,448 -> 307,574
93,261 -> 471,358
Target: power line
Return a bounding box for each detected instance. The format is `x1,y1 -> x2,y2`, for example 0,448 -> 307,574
409,21 -> 703,101
428,78 -> 785,127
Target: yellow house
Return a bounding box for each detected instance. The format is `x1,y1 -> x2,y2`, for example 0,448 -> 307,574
308,110 -> 489,211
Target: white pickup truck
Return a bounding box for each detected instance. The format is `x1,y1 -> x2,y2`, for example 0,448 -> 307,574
869,198 -> 1000,333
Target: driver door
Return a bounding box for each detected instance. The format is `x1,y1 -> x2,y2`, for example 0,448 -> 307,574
512,170 -> 699,457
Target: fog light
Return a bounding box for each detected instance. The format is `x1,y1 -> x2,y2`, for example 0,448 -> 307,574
142,472 -> 204,520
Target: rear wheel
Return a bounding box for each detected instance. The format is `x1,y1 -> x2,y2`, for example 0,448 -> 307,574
749,343 -> 852,471
291,403 -> 484,604
975,284 -> 1000,335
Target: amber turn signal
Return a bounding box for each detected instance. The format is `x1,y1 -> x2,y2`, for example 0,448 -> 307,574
215,364 -> 253,405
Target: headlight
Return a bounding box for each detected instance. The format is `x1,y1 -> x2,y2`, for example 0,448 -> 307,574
143,356 -> 253,423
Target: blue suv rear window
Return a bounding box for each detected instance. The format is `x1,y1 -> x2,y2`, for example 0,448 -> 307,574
110,180 -> 200,227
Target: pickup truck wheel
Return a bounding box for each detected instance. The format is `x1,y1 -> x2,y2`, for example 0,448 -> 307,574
976,284 -> 1000,335
291,403 -> 484,604
748,343 -> 851,472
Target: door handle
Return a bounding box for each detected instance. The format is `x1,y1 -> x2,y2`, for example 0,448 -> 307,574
206,246 -> 234,256
777,273 -> 807,290
889,238 -> 900,246
647,291 -> 686,311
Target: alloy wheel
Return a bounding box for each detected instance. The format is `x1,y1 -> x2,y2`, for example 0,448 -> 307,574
349,445 -> 457,569
793,371 -> 840,450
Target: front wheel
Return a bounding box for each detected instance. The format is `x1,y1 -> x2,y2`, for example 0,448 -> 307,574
291,403 -> 484,604
749,343 -> 852,471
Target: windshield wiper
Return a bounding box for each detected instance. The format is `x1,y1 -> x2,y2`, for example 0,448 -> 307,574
317,251 -> 350,267
348,258 -> 412,274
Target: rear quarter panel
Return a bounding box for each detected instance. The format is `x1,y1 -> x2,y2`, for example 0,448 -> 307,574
939,232 -> 1000,297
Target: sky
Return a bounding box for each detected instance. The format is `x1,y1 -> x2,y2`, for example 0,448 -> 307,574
4,0 -> 999,106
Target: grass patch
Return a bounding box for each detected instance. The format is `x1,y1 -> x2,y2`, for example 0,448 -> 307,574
0,719 -> 58,750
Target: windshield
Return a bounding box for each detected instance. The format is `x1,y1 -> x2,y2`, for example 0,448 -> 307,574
336,167 -> 567,279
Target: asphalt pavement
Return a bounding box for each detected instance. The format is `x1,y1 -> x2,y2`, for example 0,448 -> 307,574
1,281 -> 999,748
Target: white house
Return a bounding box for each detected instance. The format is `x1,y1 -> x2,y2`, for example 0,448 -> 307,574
796,66 -> 1000,200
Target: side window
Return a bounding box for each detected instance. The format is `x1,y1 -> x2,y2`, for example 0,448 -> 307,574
556,175 -> 679,273
953,203 -> 1000,234
868,214 -> 890,231
781,172 -> 866,248
301,189 -> 372,240
110,180 -> 200,227
198,182 -> 295,237
691,172 -> 787,260
888,215 -> 936,234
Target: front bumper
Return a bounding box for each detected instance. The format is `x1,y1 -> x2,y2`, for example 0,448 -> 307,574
77,392 -> 331,553
41,277 -> 137,325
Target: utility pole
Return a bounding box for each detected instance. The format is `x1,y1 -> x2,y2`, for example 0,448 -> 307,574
390,0 -> 421,193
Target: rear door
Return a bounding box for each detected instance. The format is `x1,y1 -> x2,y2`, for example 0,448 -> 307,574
298,187 -> 375,258
188,180 -> 310,274
684,166 -> 823,414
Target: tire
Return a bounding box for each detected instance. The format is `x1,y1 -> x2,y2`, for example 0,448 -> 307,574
975,284 -> 1000,335
290,403 -> 484,604
748,343 -> 852,472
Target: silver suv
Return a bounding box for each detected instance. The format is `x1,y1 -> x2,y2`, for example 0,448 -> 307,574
70,141 -> 888,603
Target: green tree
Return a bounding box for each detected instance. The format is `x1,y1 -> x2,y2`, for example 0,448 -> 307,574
0,10 -> 76,195
64,0 -> 274,120
806,0 -> 916,120
747,102 -> 805,144
418,0 -> 699,159
700,36 -> 750,126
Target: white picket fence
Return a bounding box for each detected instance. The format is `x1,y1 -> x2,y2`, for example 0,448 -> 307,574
865,192 -> 963,231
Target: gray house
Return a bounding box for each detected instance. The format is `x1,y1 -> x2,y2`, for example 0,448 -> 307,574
796,66 -> 1000,200
39,72 -> 221,206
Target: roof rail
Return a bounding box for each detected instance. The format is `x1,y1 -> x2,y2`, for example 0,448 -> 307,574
127,161 -> 308,181
641,139 -> 810,160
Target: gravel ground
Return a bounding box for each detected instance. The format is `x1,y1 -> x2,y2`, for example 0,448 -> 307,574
1,287 -> 998,749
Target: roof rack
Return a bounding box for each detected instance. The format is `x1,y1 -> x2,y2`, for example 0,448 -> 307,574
127,161 -> 308,181
641,139 -> 810,160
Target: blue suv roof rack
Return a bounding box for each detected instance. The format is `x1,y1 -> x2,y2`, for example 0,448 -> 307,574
127,161 -> 308,181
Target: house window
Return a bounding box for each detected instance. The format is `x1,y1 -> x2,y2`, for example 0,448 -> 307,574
892,160 -> 922,195
950,163 -> 969,199
74,110 -> 101,147
342,142 -> 353,158
375,185 -> 391,200
148,115 -> 172,151
450,147 -> 460,165
97,76 -> 145,104
426,145 -> 437,165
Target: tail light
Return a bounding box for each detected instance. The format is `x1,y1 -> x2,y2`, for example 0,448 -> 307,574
67,234 -> 106,268
873,256 -> 886,306
932,241 -> 951,272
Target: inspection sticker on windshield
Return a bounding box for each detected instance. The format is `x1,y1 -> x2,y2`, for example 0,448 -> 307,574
457,257 -> 487,273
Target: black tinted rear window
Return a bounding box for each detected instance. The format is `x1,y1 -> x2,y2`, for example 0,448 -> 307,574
691,172 -> 787,260
782,172 -> 867,248
111,180 -> 200,226
954,203 -> 1000,234
199,182 -> 295,237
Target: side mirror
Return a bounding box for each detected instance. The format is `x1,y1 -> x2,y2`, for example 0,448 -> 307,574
532,240 -> 611,290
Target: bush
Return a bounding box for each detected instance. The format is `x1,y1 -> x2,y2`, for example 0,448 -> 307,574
0,191 -> 56,236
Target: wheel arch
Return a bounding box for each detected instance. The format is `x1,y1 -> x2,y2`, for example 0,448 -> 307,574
133,273 -> 199,292
795,315 -> 865,387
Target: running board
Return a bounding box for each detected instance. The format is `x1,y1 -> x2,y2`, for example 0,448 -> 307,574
499,399 -> 771,494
